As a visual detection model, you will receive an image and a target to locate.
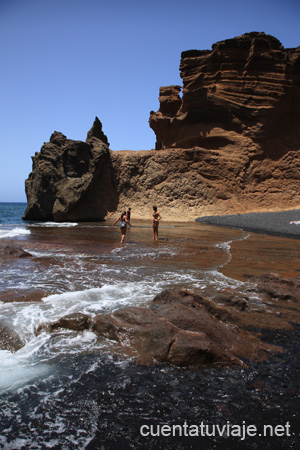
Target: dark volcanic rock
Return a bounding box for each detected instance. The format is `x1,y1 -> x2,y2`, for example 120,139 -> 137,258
23,117 -> 118,222
90,289 -> 278,368
86,116 -> 109,145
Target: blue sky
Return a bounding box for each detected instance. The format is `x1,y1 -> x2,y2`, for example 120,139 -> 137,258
1,0 -> 300,202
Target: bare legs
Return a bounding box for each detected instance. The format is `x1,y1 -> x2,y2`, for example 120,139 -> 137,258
153,223 -> 159,241
120,226 -> 127,243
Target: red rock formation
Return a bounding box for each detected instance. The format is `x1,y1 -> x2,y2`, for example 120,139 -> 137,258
149,32 -> 300,155
23,33 -> 300,221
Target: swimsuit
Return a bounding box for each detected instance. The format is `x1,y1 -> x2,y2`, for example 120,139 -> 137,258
120,216 -> 127,228
153,212 -> 159,224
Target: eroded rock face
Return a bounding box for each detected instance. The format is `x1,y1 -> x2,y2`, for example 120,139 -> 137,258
23,33 -> 300,221
23,117 -> 118,222
149,32 -> 300,154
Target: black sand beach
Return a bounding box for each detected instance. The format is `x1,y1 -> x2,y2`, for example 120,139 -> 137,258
197,209 -> 300,239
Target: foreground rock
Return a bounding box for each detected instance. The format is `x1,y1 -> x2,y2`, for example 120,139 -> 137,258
23,32 -> 300,222
0,244 -> 31,260
212,272 -> 300,330
36,288 -> 280,369
0,323 -> 24,352
36,313 -> 92,335
0,289 -> 45,303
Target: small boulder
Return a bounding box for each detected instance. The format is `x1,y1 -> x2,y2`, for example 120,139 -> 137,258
0,323 -> 24,352
36,313 -> 92,335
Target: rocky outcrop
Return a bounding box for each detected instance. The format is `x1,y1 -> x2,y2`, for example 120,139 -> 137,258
33,272 -> 300,368
36,287 -> 282,369
23,118 -> 118,221
149,32 -> 300,153
0,244 -> 31,259
23,33 -> 300,222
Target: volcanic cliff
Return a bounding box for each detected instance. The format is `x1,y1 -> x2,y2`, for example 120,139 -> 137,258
23,32 -> 300,222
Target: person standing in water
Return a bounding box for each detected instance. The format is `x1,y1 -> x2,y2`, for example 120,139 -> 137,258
126,207 -> 131,222
152,205 -> 162,241
112,210 -> 132,244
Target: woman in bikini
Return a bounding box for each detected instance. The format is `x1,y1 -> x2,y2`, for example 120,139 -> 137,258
112,210 -> 132,243
152,205 -> 162,241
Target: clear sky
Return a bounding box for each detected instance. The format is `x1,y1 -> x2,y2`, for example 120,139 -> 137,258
1,0 -> 300,202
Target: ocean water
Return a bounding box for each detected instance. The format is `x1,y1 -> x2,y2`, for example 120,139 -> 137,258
1,202 -> 300,449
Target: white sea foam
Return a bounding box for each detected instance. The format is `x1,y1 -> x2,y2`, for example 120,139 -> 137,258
0,345 -> 51,393
41,281 -> 157,316
0,227 -> 31,239
30,222 -> 78,227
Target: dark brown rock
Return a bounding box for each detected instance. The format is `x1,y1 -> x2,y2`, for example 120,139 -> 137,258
86,116 -> 109,145
0,245 -> 31,259
36,313 -> 92,335
35,286 -> 286,368
247,273 -> 300,303
23,117 -> 118,222
212,273 -> 300,330
91,289 -> 278,368
0,289 -> 45,303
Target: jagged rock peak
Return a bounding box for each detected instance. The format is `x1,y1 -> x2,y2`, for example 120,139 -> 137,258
180,32 -> 284,59
50,131 -> 67,146
86,116 -> 109,145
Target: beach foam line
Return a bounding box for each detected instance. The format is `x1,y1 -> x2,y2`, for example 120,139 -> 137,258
30,222 -> 78,227
0,227 -> 31,239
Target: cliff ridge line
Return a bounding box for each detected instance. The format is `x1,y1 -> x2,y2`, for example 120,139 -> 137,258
23,32 -> 300,222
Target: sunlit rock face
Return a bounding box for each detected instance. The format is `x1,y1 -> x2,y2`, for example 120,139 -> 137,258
23,33 -> 300,222
149,32 -> 300,156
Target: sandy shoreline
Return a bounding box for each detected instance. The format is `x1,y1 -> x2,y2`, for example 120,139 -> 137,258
197,209 -> 300,239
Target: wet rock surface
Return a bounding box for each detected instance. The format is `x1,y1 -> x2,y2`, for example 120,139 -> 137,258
35,272 -> 300,371
0,244 -> 32,260
0,323 -> 24,352
38,288 -> 281,369
36,312 -> 92,335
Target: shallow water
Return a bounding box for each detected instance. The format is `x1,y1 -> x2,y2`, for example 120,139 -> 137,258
1,211 -> 300,449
